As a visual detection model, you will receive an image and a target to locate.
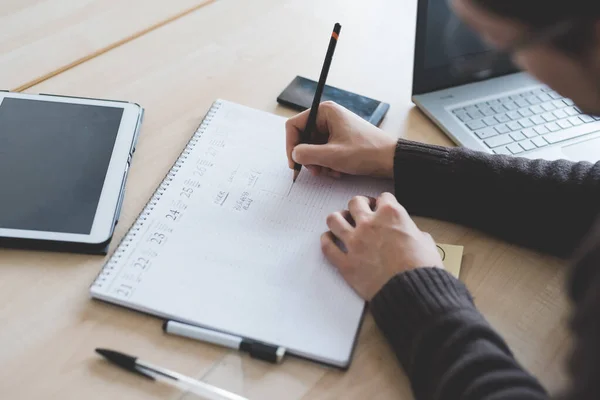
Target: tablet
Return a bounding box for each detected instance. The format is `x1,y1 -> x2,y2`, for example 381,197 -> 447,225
0,92 -> 143,253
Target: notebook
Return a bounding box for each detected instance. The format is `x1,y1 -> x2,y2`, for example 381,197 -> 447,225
91,100 -> 462,368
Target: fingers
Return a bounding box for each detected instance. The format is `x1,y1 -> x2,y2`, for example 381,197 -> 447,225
376,192 -> 398,208
292,143 -> 336,169
348,196 -> 374,223
285,110 -> 310,169
366,196 -> 377,209
375,192 -> 413,225
326,212 -> 353,241
328,169 -> 342,179
320,231 -> 347,268
285,101 -> 344,169
375,192 -> 404,214
341,209 -> 355,226
305,166 -> 342,178
305,165 -> 321,176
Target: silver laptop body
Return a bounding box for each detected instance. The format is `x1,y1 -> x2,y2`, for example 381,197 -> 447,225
412,0 -> 600,163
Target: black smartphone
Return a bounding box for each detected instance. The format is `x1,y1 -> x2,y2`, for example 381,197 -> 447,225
277,76 -> 390,126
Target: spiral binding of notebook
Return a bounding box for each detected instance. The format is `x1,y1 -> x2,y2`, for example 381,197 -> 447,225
90,100 -> 223,291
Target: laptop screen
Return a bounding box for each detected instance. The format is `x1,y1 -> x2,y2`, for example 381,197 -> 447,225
413,0 -> 519,95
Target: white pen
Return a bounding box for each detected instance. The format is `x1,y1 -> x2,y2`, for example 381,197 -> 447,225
95,348 -> 247,400
163,320 -> 286,364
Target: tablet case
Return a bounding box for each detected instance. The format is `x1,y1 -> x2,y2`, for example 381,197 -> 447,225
0,92 -> 144,255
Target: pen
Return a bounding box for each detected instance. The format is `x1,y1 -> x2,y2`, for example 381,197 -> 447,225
163,320 -> 286,364
293,22 -> 342,183
95,348 -> 248,400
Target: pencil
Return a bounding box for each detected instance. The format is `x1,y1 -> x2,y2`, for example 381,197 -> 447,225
293,22 -> 342,183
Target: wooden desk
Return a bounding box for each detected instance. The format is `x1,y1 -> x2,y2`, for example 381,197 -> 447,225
0,0 -> 213,91
0,0 -> 571,398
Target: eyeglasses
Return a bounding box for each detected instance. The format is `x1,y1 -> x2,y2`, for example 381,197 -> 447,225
444,17 -> 578,79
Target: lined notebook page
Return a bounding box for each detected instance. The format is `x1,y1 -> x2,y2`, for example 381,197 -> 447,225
91,100 -> 393,367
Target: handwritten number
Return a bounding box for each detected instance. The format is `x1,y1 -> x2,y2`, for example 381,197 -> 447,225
150,233 -> 166,244
180,187 -> 193,198
115,284 -> 133,297
133,257 -> 149,269
194,166 -> 207,177
166,209 -> 181,221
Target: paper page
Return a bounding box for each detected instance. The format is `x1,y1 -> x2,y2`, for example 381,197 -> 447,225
437,243 -> 463,278
92,100 -> 393,366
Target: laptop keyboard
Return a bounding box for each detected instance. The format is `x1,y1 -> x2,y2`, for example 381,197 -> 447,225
451,87 -> 600,155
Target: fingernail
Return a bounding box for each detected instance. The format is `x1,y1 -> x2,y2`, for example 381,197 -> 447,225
292,148 -> 297,162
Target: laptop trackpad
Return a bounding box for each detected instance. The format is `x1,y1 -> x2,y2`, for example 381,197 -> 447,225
562,135 -> 600,163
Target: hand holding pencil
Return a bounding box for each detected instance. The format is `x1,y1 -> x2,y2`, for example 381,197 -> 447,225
286,23 -> 397,181
291,23 -> 342,182
285,101 -> 396,179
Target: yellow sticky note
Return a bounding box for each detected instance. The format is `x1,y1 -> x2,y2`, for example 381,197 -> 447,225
436,243 -> 463,279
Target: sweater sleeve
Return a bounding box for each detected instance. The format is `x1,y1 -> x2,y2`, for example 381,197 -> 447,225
393,140 -> 600,257
564,225 -> 600,400
371,268 -> 548,400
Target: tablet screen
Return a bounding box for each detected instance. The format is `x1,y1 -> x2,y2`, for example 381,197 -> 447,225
0,98 -> 124,234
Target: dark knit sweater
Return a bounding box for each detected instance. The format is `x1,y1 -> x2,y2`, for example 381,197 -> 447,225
370,139 -> 600,400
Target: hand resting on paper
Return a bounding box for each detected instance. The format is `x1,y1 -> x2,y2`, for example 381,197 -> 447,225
321,193 -> 443,300
285,101 -> 397,179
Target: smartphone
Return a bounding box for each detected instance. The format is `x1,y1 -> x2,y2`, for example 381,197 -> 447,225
277,76 -> 390,126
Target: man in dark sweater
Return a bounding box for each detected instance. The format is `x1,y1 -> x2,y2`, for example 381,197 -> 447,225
285,0 -> 600,399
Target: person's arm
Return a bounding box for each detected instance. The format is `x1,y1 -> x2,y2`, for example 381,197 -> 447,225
394,140 -> 600,257
563,227 -> 600,400
320,192 -> 550,400
285,102 -> 600,257
371,268 -> 549,400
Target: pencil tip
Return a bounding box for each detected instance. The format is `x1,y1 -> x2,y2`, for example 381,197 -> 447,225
293,170 -> 300,182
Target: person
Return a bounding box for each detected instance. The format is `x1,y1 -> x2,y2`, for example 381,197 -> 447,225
284,0 -> 600,399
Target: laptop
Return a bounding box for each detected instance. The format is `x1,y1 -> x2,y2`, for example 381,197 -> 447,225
411,0 -> 600,163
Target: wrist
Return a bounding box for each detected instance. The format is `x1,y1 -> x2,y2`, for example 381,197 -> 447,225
372,268 -> 474,317
373,140 -> 397,179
